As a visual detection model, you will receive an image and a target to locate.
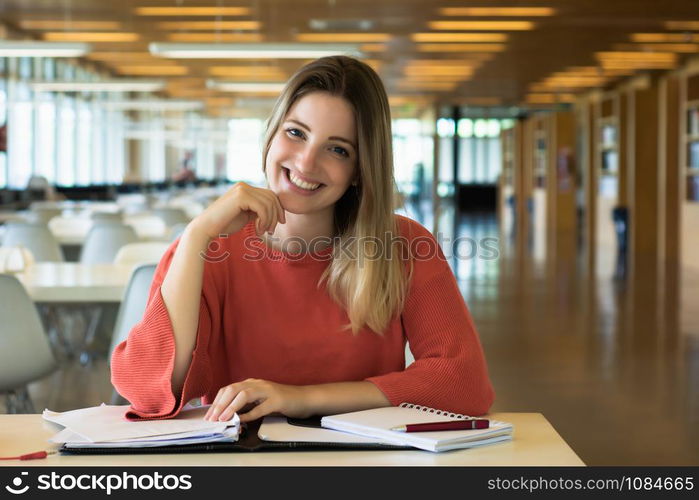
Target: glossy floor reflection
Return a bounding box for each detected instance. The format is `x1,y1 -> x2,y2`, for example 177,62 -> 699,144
6,203 -> 698,465
442,208 -> 699,465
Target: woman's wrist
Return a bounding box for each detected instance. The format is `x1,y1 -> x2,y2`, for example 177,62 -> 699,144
182,219 -> 214,249
300,381 -> 390,417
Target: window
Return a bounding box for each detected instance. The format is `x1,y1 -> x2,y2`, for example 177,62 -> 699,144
4,58 -> 33,189
75,99 -> 92,186
35,96 -> 57,183
7,82 -> 33,189
104,107 -> 125,184
90,101 -> 107,184
56,96 -> 76,186
457,117 -> 505,185
392,118 -> 427,196
227,118 -> 265,185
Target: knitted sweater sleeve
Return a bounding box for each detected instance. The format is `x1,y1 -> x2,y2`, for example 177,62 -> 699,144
110,240 -> 220,420
366,222 -> 495,416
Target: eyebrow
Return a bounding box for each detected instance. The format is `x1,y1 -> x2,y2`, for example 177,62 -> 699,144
286,118 -> 357,150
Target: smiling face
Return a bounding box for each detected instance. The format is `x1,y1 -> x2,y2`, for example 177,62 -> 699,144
265,91 -> 358,217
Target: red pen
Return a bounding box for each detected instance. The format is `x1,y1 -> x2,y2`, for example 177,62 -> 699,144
390,419 -> 489,432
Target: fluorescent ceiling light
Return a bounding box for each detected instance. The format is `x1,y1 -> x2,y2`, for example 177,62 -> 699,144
207,80 -> 286,93
631,33 -> 699,43
19,20 -> 122,30
439,7 -> 555,17
0,41 -> 90,57
208,65 -> 286,78
150,42 -> 363,59
416,43 -> 506,52
411,33 -> 508,42
166,33 -> 264,42
113,65 -> 190,76
30,79 -> 165,92
428,21 -> 535,31
135,7 -> 250,16
156,21 -> 261,30
102,100 -> 204,111
43,32 -> 139,42
294,33 -> 391,42
664,21 -> 699,30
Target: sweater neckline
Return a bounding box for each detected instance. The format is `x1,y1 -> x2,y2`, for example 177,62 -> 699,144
243,221 -> 334,264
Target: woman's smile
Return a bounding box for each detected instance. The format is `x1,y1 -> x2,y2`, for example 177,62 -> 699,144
283,167 -> 325,194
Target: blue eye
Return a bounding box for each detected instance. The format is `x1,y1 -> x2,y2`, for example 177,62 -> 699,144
286,128 -> 305,139
332,146 -> 349,157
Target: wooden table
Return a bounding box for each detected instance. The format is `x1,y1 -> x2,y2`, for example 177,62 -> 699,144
15,263 -> 135,303
0,413 -> 584,466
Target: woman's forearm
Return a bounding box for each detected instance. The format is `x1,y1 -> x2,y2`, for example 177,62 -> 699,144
303,381 -> 391,416
160,223 -> 211,396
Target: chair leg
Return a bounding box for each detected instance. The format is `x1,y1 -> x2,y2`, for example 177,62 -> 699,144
42,305 -> 74,362
79,306 -> 103,366
3,387 -> 35,414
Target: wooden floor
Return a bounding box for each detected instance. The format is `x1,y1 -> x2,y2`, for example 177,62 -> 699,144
5,204 -> 698,465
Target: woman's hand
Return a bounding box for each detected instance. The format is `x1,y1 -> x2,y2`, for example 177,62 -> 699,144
191,182 -> 286,240
204,379 -> 310,423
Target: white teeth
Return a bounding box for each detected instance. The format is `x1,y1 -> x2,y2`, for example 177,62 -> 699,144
289,171 -> 320,191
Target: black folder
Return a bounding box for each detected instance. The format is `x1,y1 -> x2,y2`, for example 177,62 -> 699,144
59,417 -> 409,455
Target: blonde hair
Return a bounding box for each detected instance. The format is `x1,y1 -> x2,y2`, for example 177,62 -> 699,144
263,56 -> 408,334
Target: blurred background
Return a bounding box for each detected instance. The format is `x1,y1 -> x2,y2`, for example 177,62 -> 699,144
0,0 -> 697,465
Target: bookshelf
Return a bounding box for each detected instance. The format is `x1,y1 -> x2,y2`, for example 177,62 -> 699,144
680,66 -> 699,272
501,127 -> 515,187
533,119 -> 547,189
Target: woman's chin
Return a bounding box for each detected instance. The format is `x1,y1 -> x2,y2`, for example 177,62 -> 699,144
276,193 -> 314,215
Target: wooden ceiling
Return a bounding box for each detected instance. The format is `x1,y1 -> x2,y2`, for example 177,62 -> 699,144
1,0 -> 699,116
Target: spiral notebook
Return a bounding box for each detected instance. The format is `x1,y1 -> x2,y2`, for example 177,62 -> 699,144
321,403 -> 513,452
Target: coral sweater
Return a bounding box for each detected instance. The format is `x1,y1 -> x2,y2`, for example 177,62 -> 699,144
111,216 -> 494,419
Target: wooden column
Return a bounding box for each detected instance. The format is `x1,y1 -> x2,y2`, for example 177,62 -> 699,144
626,77 -> 659,283
657,74 -> 681,279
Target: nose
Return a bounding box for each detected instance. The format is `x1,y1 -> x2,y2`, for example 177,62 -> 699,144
295,144 -> 320,175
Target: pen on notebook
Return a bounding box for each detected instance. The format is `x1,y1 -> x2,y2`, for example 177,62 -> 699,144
390,419 -> 490,432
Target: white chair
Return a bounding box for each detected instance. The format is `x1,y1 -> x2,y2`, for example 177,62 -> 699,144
48,216 -> 94,243
91,212 -> 123,223
0,246 -> 35,273
152,207 -> 189,226
123,214 -> 167,239
0,274 -> 57,413
80,222 -> 138,265
108,263 -> 157,404
27,206 -> 62,225
1,221 -> 64,262
113,242 -> 170,266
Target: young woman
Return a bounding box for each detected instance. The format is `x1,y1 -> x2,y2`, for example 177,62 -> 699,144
111,56 -> 494,422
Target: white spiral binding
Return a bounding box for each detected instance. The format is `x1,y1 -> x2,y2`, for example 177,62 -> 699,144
398,402 -> 474,420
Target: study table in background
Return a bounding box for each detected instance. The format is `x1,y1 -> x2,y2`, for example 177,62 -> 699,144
15,263 -> 135,303
0,413 -> 584,466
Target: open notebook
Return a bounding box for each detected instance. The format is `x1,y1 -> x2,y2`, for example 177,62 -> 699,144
321,403 -> 513,452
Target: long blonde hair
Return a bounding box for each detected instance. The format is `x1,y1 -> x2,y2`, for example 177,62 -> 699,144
263,56 -> 408,334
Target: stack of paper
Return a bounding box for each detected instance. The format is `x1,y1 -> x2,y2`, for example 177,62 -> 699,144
43,404 -> 240,449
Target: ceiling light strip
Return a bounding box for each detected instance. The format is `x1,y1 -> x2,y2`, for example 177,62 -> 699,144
0,41 -> 90,57
150,43 -> 363,59
30,80 -> 165,92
